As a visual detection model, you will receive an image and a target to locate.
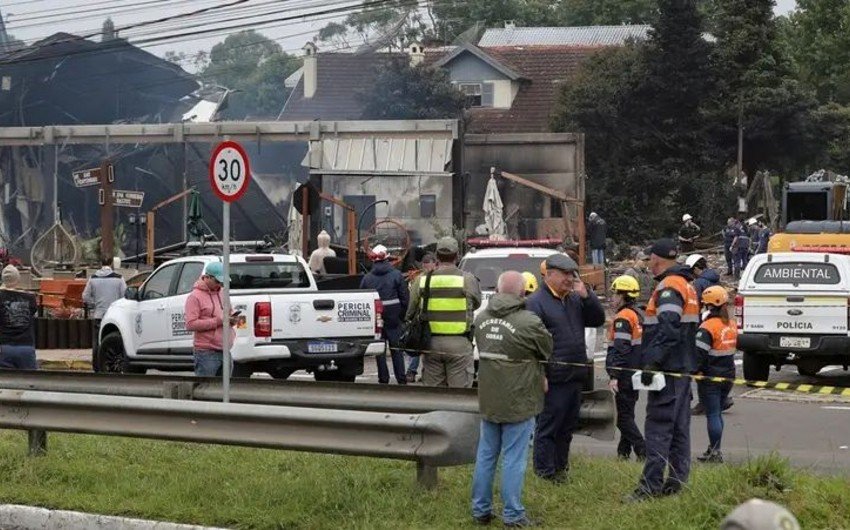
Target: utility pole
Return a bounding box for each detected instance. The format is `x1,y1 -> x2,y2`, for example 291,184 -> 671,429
736,98 -> 747,216
99,160 -> 115,262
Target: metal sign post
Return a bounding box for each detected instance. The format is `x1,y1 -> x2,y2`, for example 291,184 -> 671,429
209,141 -> 251,403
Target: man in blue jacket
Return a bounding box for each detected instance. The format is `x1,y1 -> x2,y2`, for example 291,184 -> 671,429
360,245 -> 408,384
526,253 -> 605,482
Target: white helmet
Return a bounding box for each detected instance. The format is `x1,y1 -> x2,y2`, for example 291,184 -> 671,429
746,218 -> 758,226
370,245 -> 389,261
720,498 -> 800,530
685,254 -> 706,269
682,214 -> 693,222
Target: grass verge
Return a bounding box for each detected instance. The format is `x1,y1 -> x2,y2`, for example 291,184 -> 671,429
0,431 -> 845,529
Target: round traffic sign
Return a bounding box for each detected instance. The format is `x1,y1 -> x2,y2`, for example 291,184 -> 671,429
209,141 -> 251,202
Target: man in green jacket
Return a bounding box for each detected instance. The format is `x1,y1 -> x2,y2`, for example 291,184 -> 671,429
471,271 -> 553,527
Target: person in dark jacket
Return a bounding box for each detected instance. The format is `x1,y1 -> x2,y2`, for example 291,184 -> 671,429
721,218 -> 739,276
678,214 -> 701,253
587,212 -> 607,266
695,286 -> 737,464
360,245 -> 408,385
0,265 -> 38,370
606,275 -> 646,461
471,271 -> 552,527
626,239 -> 700,502
755,222 -> 771,254
526,253 -> 605,482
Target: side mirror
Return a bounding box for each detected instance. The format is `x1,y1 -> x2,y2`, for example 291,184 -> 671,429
125,286 -> 139,301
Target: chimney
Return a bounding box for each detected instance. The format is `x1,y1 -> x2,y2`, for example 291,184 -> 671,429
302,41 -> 318,99
408,42 -> 425,67
504,20 -> 516,30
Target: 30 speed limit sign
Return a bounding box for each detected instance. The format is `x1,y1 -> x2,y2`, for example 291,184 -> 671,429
209,140 -> 251,202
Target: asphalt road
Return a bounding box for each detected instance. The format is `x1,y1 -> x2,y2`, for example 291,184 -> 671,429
576,352 -> 850,473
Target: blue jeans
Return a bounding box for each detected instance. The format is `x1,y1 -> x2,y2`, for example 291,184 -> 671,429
471,417 -> 535,523
194,350 -> 224,376
704,381 -> 731,451
407,354 -> 420,374
591,249 -> 605,265
0,344 -> 37,370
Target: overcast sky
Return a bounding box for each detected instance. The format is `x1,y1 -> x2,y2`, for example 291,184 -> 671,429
1,0 -> 800,64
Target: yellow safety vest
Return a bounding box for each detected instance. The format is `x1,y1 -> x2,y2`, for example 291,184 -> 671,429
419,271 -> 468,335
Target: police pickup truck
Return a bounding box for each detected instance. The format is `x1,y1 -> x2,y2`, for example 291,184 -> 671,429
737,252 -> 850,380
96,254 -> 386,381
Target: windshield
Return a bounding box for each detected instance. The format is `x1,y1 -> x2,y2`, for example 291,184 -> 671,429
230,262 -> 311,289
460,255 -> 546,291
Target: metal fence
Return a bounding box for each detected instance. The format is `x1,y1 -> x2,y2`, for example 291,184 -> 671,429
0,371 -> 615,488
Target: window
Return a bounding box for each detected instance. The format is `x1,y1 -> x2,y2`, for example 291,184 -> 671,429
142,264 -> 179,300
460,255 -> 547,291
420,194 -> 436,218
230,263 -> 311,289
459,83 -> 482,107
175,262 -> 205,295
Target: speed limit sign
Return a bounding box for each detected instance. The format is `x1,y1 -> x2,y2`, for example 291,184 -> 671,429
209,140 -> 251,202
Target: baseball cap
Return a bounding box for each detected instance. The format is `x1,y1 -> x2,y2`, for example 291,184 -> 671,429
649,238 -> 679,260
436,237 -> 459,254
720,499 -> 800,530
203,261 -> 225,283
545,253 -> 578,273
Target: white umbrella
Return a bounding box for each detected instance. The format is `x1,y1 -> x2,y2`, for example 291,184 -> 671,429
287,200 -> 303,256
483,176 -> 507,240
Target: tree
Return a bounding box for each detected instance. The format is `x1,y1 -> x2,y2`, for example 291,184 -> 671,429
554,0 -> 658,26
784,0 -> 850,104
358,56 -> 466,119
201,30 -> 299,119
318,0 -> 427,51
552,0 -> 731,241
709,0 -> 817,177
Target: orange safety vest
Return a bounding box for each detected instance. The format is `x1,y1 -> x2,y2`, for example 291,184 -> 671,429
698,317 -> 738,357
645,274 -> 700,325
608,306 -> 643,347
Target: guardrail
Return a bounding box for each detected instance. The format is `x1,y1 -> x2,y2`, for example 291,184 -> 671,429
0,372 -> 615,488
1,388 -> 477,488
0,371 -> 615,441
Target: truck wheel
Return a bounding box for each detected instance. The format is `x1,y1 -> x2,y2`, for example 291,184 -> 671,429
99,332 -> 145,374
314,371 -> 356,383
743,351 -> 770,383
232,363 -> 254,378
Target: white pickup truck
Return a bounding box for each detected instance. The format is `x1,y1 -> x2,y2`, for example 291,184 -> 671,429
96,254 -> 386,382
737,252 -> 850,380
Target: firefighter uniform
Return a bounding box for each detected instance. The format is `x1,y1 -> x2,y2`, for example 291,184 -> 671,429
634,242 -> 700,498
606,304 -> 646,460
406,238 -> 481,388
732,231 -> 752,278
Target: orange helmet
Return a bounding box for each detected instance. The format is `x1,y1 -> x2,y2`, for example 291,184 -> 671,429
702,286 -> 729,307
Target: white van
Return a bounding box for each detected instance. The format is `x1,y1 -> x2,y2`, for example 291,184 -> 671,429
737,252 -> 850,380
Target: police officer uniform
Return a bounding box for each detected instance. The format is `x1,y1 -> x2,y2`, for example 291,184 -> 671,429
628,239 -> 700,501
606,277 -> 646,461
406,237 -> 481,388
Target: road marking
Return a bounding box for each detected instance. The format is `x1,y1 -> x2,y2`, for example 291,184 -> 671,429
735,360 -> 743,366
821,406 -> 850,411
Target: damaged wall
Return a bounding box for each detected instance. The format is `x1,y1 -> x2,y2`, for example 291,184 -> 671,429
463,133 -> 584,240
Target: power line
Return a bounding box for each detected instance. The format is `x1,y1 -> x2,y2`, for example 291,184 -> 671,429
0,0 -> 397,66
6,0 -> 176,23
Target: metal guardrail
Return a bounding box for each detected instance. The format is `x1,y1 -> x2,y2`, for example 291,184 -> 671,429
0,371 -> 615,441
0,388 -> 477,488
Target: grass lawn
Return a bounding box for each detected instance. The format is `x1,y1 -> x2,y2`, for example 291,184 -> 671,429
0,431 -> 846,529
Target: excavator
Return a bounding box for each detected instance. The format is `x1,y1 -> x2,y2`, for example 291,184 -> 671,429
768,179 -> 850,254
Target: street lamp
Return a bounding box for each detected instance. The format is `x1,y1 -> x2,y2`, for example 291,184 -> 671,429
128,212 -> 147,270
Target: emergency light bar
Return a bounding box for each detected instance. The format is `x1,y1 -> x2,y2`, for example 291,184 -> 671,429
466,238 -> 563,249
791,246 -> 850,254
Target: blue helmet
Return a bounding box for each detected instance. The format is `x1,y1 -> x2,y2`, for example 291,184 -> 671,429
203,261 -> 225,283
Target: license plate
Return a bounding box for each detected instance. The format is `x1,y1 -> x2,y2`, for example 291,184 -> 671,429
308,341 -> 338,353
780,336 -> 811,349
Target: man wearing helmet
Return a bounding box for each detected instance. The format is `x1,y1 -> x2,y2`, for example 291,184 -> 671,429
606,275 -> 646,461
360,245 -> 408,385
678,214 -> 701,253
695,285 -> 737,463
